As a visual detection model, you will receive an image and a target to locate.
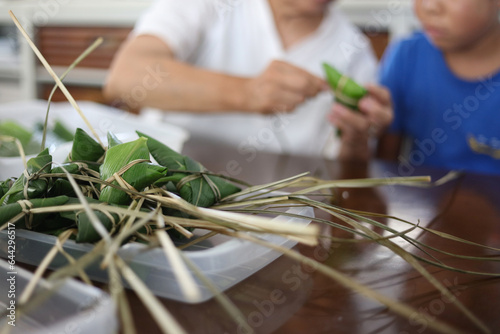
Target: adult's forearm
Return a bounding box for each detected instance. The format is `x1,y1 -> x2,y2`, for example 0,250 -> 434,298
103,36 -> 247,112
104,35 -> 326,114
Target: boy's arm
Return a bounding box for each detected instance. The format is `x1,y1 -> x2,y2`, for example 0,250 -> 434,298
103,35 -> 326,114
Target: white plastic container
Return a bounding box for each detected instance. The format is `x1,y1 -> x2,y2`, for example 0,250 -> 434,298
0,100 -> 189,180
0,259 -> 117,334
0,204 -> 313,303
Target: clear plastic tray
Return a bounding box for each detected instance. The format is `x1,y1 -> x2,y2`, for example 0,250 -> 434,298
0,204 -> 313,303
0,259 -> 117,334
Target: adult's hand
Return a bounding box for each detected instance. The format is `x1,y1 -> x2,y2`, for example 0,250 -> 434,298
328,84 -> 393,160
243,60 -> 328,114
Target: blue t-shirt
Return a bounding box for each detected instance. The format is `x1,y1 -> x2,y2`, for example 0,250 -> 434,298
380,32 -> 500,175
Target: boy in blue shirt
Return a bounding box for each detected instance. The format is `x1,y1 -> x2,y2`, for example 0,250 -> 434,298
330,0 -> 500,175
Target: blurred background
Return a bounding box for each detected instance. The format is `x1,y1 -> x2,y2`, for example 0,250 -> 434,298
0,0 -> 417,107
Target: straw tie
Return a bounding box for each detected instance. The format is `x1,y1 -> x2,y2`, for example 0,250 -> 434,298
17,199 -> 34,229
99,206 -> 118,229
177,172 -> 222,203
22,164 -> 50,200
101,159 -> 150,191
334,75 -> 359,107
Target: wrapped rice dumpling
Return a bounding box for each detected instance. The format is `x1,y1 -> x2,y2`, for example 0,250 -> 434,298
1,148 -> 52,204
99,137 -> 167,206
65,128 -> 105,171
0,196 -> 69,229
323,62 -> 367,111
137,131 -> 241,207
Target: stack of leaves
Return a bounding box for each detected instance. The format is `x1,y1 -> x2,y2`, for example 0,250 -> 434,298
0,128 -> 243,244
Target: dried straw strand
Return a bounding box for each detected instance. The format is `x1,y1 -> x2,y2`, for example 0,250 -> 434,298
8,11 -> 105,148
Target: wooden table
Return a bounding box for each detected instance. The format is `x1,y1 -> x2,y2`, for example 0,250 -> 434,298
121,138 -> 500,334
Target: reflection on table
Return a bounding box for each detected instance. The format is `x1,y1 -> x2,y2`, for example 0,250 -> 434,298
124,138 -> 500,334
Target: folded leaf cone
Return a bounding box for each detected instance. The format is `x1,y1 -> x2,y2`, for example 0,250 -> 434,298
57,197 -> 154,243
51,162 -> 83,175
1,148 -> 52,204
75,210 -> 119,243
47,178 -> 77,198
107,132 -> 123,148
99,137 -> 167,205
0,179 -> 14,198
137,131 -> 241,207
66,128 -> 105,170
323,62 -> 367,110
0,195 -> 69,228
52,120 -> 75,142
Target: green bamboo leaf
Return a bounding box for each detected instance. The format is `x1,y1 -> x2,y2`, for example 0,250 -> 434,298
0,121 -> 41,157
155,173 -> 184,186
181,156 -> 240,207
107,132 -> 123,148
138,131 -> 240,207
323,63 -> 368,137
27,148 -> 51,173
100,137 -> 150,178
68,128 -> 105,164
0,139 -> 39,157
0,120 -> 33,147
0,195 -> 69,227
32,217 -> 76,234
51,162 -> 82,175
49,162 -> 99,198
52,120 -> 74,142
75,210 -> 119,243
136,131 -> 184,169
57,197 -> 154,243
47,178 -> 77,197
323,63 -> 367,110
99,138 -> 167,205
0,178 -> 15,198
0,179 -> 10,198
1,148 -> 52,204
2,178 -> 31,204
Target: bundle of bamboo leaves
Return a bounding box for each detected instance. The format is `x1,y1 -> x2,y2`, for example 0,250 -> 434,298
0,127 -> 255,244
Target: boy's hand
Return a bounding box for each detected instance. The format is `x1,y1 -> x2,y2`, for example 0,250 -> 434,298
328,84 -> 393,160
243,60 -> 328,114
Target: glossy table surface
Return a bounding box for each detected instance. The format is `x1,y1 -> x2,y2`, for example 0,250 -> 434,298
123,138 -> 500,334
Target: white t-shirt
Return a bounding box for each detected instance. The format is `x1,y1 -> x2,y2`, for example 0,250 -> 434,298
133,0 -> 378,159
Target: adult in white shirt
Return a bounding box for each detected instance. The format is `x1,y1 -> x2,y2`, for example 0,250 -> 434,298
105,0 -> 392,161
